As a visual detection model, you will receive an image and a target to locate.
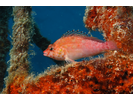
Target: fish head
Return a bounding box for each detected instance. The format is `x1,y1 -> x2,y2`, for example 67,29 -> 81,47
43,44 -> 66,60
43,44 -> 55,58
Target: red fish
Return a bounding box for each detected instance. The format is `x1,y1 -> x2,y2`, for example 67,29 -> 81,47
43,32 -> 117,62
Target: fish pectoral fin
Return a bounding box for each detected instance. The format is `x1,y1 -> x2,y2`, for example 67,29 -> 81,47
65,55 -> 77,63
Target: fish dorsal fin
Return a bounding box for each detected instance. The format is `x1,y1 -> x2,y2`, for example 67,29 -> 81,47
62,30 -> 104,43
62,30 -> 88,38
82,37 -> 104,43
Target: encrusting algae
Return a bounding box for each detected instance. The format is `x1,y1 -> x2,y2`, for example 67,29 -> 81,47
2,6 -> 33,94
0,6 -> 12,92
2,6 -> 133,94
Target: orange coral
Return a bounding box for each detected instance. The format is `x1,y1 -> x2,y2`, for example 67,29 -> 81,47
2,6 -> 133,94
7,56 -> 133,94
83,6 -> 133,54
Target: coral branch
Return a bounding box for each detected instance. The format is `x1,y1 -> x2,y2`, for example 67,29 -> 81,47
0,6 -> 12,92
2,6 -> 33,93
32,23 -> 50,51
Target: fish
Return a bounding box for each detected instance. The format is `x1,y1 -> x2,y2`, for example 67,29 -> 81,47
43,32 -> 118,63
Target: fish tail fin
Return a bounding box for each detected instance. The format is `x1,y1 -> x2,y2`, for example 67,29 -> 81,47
105,41 -> 118,51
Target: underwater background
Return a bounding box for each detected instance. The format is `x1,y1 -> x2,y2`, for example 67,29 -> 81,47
7,6 -> 104,75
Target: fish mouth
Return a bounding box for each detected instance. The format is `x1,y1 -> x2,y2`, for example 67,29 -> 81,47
43,51 -> 47,56
43,52 -> 47,56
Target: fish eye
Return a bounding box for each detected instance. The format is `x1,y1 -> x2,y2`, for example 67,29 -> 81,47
50,47 -> 53,51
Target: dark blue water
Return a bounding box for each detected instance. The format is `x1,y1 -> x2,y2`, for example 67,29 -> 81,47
7,6 -> 104,75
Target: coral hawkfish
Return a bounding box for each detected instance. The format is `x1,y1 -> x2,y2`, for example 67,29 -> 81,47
43,31 -> 118,62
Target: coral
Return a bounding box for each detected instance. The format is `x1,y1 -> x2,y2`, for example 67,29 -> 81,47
2,6 -> 33,93
2,6 -> 133,94
4,56 -> 133,94
83,6 -> 133,55
0,6 -> 12,92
